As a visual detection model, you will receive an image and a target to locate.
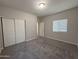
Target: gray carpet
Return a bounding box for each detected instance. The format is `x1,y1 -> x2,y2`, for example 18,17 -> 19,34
0,37 -> 78,59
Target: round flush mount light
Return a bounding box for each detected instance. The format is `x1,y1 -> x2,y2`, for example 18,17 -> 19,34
39,3 -> 46,8
35,1 -> 47,10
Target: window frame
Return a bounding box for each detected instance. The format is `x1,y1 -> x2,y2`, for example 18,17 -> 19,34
52,19 -> 68,32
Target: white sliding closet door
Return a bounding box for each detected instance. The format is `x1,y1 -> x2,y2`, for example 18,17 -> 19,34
2,18 -> 15,47
39,22 -> 44,36
15,20 -> 25,44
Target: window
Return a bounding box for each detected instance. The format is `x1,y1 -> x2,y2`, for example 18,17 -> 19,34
53,19 -> 67,32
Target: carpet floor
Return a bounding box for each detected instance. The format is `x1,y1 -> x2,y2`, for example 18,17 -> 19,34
0,37 -> 78,59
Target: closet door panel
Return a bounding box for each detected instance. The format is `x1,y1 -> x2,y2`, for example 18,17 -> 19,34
2,18 -> 15,47
0,18 -> 3,49
15,20 -> 25,44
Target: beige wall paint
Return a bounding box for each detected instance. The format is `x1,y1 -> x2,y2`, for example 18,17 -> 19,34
39,7 -> 78,45
0,6 -> 37,48
0,6 -> 36,20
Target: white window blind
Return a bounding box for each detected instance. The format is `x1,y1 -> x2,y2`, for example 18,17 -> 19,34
53,19 -> 67,32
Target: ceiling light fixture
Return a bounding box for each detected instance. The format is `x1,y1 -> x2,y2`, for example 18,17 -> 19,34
39,3 -> 46,8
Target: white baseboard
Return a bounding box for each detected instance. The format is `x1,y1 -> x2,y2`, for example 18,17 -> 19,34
44,36 -> 77,46
25,37 -> 37,42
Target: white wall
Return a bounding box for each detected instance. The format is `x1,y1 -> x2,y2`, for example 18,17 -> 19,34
39,7 -> 78,45
0,6 -> 36,20
0,6 -> 37,49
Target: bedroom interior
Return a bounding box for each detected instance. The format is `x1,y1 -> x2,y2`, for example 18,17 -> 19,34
0,0 -> 78,59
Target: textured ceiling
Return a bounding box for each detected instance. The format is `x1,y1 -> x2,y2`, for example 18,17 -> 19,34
0,0 -> 78,16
